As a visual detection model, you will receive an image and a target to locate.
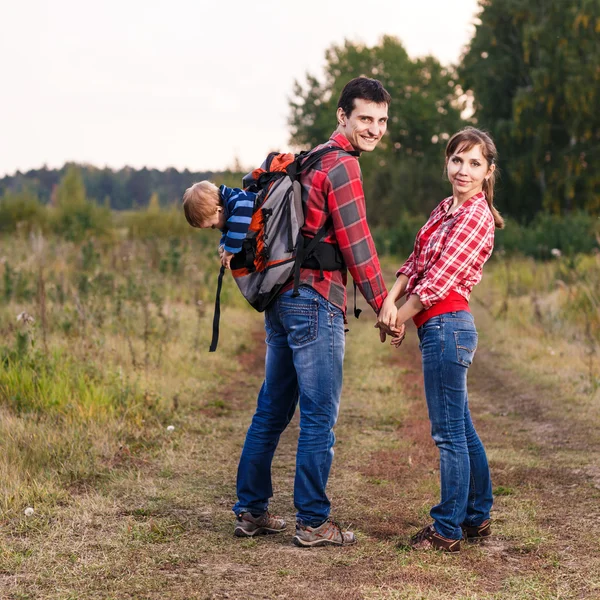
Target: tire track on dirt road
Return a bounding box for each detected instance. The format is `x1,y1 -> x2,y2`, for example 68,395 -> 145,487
361,323 -> 600,597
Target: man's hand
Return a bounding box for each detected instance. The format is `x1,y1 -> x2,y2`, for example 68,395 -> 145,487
374,321 -> 395,343
221,250 -> 234,269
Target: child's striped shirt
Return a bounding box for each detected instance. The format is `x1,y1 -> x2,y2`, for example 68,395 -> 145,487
219,185 -> 255,254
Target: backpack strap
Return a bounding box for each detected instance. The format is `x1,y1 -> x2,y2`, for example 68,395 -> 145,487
292,223 -> 331,296
297,146 -> 360,175
291,146 -> 360,298
209,265 -> 226,352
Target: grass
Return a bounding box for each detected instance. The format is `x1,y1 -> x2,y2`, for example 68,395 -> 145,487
0,237 -> 599,598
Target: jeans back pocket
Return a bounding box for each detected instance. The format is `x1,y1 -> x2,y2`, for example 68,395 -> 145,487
454,330 -> 478,367
278,299 -> 319,346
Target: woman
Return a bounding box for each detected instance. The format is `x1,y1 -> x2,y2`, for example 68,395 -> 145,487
379,127 -> 504,552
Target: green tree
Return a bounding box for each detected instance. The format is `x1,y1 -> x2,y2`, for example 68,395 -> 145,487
289,36 -> 464,224
52,166 -> 112,241
460,0 -> 600,219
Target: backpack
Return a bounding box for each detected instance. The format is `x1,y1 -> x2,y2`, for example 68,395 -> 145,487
209,145 -> 359,351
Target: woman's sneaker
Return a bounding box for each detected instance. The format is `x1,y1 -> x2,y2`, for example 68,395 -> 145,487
234,511 -> 286,537
293,519 -> 356,547
410,524 -> 461,553
461,519 -> 491,542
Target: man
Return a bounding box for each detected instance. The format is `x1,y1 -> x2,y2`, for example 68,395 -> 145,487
233,77 -> 392,547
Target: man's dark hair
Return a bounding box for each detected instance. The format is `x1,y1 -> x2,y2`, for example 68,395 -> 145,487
337,77 -> 392,117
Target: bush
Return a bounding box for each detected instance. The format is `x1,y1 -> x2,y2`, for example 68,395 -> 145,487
495,212 -> 599,259
125,204 -> 192,240
0,190 -> 48,234
375,210 -> 599,260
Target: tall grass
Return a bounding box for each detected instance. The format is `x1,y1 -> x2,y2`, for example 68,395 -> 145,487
480,252 -> 600,389
0,223 -> 246,517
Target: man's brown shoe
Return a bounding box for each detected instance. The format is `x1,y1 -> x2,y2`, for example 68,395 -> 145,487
462,519 -> 491,542
410,524 -> 461,553
293,519 -> 356,547
234,511 -> 286,537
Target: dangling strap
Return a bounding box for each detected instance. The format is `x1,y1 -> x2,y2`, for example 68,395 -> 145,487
209,265 -> 226,352
292,232 -> 306,296
353,281 -> 362,319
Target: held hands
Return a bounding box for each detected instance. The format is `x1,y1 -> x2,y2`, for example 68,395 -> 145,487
390,321 -> 406,348
375,298 -> 406,347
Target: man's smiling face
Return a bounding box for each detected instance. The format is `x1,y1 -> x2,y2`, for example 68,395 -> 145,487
337,98 -> 388,153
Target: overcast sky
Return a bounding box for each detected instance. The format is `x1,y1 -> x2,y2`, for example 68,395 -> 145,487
1,0 -> 480,177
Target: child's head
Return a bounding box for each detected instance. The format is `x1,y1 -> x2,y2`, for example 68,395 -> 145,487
182,181 -> 225,229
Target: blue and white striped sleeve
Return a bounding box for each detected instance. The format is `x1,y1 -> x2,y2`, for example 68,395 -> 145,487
223,189 -> 254,254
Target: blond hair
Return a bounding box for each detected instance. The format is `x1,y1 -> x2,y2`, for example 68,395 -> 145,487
445,127 -> 505,229
182,181 -> 220,227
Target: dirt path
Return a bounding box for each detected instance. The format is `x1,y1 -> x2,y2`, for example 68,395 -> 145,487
191,316 -> 600,599
4,312 -> 600,599
351,324 -> 600,598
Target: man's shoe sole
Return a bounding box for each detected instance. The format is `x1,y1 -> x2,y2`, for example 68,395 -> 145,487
234,526 -> 286,537
292,535 -> 356,547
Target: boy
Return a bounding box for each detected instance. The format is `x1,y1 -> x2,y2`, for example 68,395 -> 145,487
182,181 -> 255,268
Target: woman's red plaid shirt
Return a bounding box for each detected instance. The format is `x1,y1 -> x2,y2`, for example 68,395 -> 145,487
398,192 -> 495,309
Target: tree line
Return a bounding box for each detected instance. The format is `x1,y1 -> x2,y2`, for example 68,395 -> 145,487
0,164 -> 216,211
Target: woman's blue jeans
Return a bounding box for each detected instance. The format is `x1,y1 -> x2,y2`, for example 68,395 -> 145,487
233,286 -> 345,527
418,311 -> 493,540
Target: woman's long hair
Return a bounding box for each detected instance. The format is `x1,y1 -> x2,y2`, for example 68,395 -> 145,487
445,128 -> 505,229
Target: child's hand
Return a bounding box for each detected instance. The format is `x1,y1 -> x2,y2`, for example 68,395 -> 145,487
221,250 -> 234,269
218,245 -> 225,259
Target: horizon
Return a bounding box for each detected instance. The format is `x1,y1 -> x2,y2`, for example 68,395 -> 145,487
1,0 -> 479,178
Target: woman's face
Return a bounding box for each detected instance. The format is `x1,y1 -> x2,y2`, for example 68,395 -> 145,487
446,144 -> 494,200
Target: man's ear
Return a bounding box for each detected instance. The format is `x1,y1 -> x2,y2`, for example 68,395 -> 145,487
336,107 -> 346,126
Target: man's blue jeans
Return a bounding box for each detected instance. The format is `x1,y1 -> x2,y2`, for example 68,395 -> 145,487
418,311 -> 493,540
233,286 -> 345,527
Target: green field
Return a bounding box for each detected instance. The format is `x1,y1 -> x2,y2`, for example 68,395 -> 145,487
0,232 -> 599,599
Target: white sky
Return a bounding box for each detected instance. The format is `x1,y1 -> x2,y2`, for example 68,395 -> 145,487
1,0 -> 480,177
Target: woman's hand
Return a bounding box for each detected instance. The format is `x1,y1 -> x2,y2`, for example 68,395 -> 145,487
391,311 -> 408,348
390,322 -> 406,348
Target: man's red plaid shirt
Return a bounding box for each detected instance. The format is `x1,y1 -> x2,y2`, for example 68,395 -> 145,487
397,191 -> 495,309
282,132 -> 387,314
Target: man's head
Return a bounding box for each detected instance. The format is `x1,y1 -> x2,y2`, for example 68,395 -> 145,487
335,77 -> 391,152
182,181 -> 225,229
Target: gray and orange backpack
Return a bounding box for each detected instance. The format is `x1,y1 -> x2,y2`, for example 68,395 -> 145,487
209,145 -> 359,351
